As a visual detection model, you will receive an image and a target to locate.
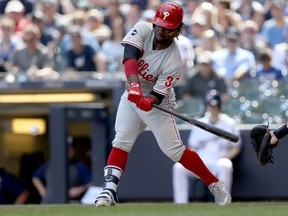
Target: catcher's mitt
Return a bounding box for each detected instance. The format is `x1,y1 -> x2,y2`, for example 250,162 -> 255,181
250,125 -> 278,166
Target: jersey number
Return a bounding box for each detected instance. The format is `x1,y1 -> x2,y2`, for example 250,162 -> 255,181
165,76 -> 174,87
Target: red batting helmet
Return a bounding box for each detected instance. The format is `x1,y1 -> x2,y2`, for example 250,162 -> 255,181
152,2 -> 183,29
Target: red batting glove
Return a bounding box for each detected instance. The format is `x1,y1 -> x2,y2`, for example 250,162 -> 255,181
128,82 -> 143,103
136,97 -> 155,111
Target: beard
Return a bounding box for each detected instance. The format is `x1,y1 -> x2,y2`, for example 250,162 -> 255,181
153,32 -> 174,45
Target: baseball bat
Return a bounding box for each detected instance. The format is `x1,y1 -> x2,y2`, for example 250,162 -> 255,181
152,104 -> 239,143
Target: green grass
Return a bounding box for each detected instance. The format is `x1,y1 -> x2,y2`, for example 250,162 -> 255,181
0,202 -> 288,216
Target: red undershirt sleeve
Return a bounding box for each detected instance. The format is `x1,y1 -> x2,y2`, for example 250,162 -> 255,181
124,59 -> 139,77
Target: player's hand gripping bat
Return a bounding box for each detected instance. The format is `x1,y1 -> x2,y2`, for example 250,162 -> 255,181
152,104 -> 239,143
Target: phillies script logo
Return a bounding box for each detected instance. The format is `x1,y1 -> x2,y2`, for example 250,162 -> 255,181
138,59 -> 157,82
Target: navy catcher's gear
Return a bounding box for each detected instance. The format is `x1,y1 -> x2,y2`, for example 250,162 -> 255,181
250,125 -> 278,166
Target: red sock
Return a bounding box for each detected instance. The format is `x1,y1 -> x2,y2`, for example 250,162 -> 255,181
179,148 -> 218,186
107,147 -> 128,171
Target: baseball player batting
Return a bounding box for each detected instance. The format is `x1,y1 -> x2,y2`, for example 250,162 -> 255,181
95,2 -> 231,207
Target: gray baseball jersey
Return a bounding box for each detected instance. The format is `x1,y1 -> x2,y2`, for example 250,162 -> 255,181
121,21 -> 184,107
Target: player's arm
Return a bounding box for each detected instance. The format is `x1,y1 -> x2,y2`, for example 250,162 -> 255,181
31,163 -> 48,198
226,126 -> 242,159
123,44 -> 141,84
226,145 -> 241,160
123,44 -> 143,103
9,174 -> 29,204
270,123 -> 288,145
123,44 -> 163,110
68,184 -> 91,198
14,191 -> 29,204
32,177 -> 46,198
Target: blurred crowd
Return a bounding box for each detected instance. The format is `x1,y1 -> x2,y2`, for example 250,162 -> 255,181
0,0 -> 286,81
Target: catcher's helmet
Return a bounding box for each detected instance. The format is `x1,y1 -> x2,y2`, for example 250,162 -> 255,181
152,2 -> 183,29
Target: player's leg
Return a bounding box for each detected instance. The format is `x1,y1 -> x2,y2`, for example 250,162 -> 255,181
143,109 -> 217,185
143,108 -> 231,205
215,158 -> 233,193
172,162 -> 197,204
95,95 -> 146,206
178,149 -> 231,206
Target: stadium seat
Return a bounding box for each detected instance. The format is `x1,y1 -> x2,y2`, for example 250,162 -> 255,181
176,97 -> 205,122
236,79 -> 262,101
221,97 -> 245,121
259,97 -> 286,124
241,111 -> 266,124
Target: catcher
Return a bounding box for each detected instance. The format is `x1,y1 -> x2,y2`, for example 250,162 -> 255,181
250,123 -> 288,166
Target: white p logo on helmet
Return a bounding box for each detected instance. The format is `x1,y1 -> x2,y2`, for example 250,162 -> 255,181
163,11 -> 170,20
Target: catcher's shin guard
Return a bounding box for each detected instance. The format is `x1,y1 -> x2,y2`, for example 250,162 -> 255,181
95,165 -> 122,206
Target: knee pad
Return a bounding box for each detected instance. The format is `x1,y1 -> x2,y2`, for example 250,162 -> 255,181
217,158 -> 233,169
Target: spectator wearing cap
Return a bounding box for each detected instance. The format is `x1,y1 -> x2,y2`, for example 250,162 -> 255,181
172,91 -> 242,204
0,0 -> 34,15
3,0 -> 31,37
180,51 -> 228,101
64,26 -> 106,76
211,26 -> 256,84
260,0 -> 288,48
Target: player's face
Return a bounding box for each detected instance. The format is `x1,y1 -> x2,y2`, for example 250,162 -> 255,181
153,25 -> 175,43
207,105 -> 220,117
